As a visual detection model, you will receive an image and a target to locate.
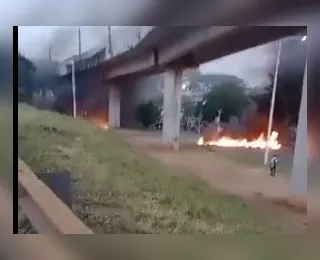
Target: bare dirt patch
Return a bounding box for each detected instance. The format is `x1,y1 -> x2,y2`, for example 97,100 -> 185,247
117,129 -> 308,234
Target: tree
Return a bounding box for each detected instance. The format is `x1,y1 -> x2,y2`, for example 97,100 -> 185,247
198,82 -> 250,122
18,53 -> 36,102
135,101 -> 160,128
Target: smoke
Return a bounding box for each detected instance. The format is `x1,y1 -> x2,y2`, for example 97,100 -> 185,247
15,0 -> 316,61
19,26 -> 145,61
200,42 -> 276,88
200,35 -> 306,89
40,27 -> 78,60
19,26 -> 90,60
14,0 -> 158,60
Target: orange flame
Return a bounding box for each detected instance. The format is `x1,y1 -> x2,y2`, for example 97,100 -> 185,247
100,122 -> 109,130
88,117 -> 109,130
197,131 -> 281,150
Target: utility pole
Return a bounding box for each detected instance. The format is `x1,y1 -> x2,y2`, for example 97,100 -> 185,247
78,27 -> 82,69
78,27 -> 82,59
137,27 -> 141,41
264,40 -> 282,165
71,59 -> 77,118
108,26 -> 113,57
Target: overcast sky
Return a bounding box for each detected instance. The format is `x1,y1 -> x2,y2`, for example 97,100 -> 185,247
18,26 -> 278,88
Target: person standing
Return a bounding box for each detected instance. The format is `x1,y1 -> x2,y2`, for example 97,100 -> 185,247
269,154 -> 278,177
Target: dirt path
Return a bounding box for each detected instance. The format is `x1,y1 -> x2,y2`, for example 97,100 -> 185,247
117,129 -> 309,233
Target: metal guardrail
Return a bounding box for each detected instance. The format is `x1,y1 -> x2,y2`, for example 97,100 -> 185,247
18,159 -> 93,234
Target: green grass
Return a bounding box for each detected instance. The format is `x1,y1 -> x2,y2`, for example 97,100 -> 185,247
18,104 -> 279,234
213,148 -> 292,177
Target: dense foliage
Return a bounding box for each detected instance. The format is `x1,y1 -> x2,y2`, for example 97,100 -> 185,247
136,101 -> 161,128
196,82 -> 250,122
18,53 -> 36,102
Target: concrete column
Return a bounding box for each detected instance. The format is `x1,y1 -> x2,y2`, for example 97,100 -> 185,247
162,69 -> 182,150
290,64 -> 307,196
108,85 -> 121,128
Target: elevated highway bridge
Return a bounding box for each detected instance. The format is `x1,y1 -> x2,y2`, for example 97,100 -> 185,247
53,2 -> 310,198
59,26 -> 305,80
55,24 -> 307,198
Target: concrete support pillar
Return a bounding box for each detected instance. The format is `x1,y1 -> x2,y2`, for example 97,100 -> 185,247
162,68 -> 183,150
108,85 -> 121,128
290,64 -> 307,196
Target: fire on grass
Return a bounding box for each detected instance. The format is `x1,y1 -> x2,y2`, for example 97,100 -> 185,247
80,111 -> 109,130
197,131 -> 282,150
90,117 -> 109,130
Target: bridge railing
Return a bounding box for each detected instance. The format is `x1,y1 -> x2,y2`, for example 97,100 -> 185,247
58,26 -> 155,76
110,26 -> 154,57
18,159 -> 93,234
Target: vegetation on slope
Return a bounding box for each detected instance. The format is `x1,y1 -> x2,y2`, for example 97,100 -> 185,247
18,104 -> 277,234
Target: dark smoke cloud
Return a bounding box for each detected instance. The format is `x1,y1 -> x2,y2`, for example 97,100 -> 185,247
200,41 -> 277,88
19,26 -> 145,61
40,27 -> 78,61
201,35 -> 306,89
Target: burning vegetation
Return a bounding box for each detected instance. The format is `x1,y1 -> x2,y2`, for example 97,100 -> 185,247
197,131 -> 281,150
196,114 -> 288,150
80,110 -> 109,130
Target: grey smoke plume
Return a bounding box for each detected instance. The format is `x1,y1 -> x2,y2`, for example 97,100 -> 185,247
19,26 -> 146,61
19,26 -> 108,61
201,35 -> 306,89
200,41 -> 277,88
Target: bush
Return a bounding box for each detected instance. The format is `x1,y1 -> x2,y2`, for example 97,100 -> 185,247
198,83 -> 250,122
136,101 -> 160,128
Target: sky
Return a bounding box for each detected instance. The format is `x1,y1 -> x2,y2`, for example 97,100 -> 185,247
201,43 -> 277,88
18,26 -> 278,88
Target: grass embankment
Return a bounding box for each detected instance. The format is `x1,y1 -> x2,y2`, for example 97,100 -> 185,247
18,104 -> 277,234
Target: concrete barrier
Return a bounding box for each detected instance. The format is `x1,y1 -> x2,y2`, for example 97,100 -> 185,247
1,186 -> 85,259
18,159 -> 93,234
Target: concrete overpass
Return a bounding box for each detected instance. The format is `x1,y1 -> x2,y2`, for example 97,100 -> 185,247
58,26 -> 306,129
102,26 -> 305,79
104,26 -> 306,142
56,25 -> 307,197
